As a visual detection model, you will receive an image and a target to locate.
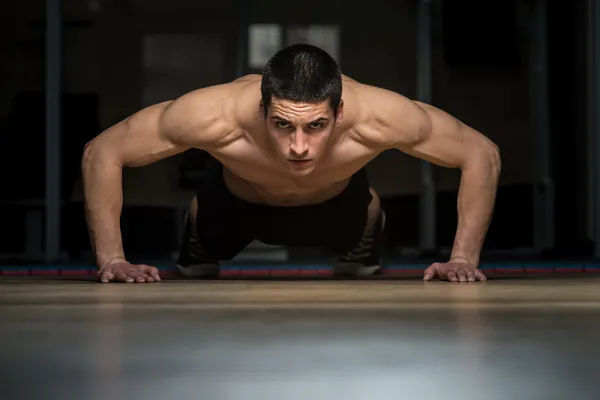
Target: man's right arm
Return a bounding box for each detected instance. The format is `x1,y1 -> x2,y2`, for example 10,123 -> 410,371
82,100 -> 189,268
81,85 -> 233,270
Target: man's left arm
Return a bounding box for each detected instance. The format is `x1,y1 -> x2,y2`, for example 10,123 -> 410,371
384,99 -> 501,282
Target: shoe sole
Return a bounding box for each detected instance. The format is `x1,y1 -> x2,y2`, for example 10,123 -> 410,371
333,264 -> 381,277
176,263 -> 220,278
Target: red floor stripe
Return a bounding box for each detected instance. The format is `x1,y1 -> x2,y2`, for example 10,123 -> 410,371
271,269 -> 302,276
300,269 -> 334,277
555,266 -> 584,273
220,269 -> 240,277
382,268 -> 424,276
525,267 -> 552,274
312,269 -> 333,276
2,264 -> 600,278
158,270 -> 180,277
31,269 -> 60,276
494,267 -> 525,274
238,269 -> 270,277
60,269 -> 92,276
2,269 -> 30,276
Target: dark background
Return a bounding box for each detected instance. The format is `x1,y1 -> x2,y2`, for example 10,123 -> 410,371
0,0 -> 596,265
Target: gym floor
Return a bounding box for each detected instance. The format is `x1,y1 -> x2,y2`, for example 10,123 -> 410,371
1,274 -> 600,400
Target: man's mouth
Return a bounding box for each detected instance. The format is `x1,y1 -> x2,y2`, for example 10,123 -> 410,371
289,159 -> 312,166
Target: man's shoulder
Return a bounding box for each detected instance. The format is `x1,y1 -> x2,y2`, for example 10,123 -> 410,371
162,77 -> 259,147
346,80 -> 428,148
232,73 -> 262,84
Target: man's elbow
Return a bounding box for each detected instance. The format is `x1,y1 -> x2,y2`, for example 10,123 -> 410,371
81,139 -> 96,171
487,141 -> 501,177
82,138 -> 103,168
81,137 -> 122,174
465,140 -> 501,177
477,140 -> 501,177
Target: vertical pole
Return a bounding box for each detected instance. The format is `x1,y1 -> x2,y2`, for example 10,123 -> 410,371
236,0 -> 250,77
593,0 -> 600,258
417,0 -> 436,253
530,0 -> 553,253
588,0 -> 595,243
45,0 -> 61,263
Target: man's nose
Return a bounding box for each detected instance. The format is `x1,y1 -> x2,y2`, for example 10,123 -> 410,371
289,130 -> 309,157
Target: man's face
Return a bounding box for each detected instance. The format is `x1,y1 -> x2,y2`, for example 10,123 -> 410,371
263,97 -> 343,176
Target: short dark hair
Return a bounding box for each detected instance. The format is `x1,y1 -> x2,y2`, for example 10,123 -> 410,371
261,43 -> 342,117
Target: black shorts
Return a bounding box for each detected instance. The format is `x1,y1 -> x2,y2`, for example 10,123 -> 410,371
194,161 -> 373,260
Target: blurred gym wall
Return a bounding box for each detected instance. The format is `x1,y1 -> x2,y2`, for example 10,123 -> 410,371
0,0 -> 531,203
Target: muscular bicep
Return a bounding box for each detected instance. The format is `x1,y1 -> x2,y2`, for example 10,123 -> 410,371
393,101 -> 499,169
85,101 -> 189,168
84,85 -> 233,167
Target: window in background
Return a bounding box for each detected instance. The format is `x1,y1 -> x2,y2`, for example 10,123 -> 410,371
248,24 -> 282,69
248,24 -> 340,70
286,25 -> 340,64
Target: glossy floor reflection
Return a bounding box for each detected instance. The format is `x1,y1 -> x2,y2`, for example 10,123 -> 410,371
1,276 -> 600,400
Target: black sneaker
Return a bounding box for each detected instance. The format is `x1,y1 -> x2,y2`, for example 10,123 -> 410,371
334,210 -> 386,277
176,213 -> 220,278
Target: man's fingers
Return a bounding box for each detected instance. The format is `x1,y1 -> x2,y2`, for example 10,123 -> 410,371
136,265 -> 157,283
99,264 -> 161,284
128,268 -> 151,283
446,270 -> 458,282
114,270 -> 135,283
423,264 -> 437,281
99,271 -> 114,283
466,270 -> 476,282
475,270 -> 488,282
129,270 -> 154,283
422,263 -> 488,284
141,265 -> 161,282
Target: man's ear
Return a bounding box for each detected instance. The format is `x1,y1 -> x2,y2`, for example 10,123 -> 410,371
259,101 -> 267,119
335,100 -> 344,124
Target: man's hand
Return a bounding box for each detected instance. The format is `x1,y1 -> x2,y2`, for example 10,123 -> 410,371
98,261 -> 161,283
423,260 -> 487,283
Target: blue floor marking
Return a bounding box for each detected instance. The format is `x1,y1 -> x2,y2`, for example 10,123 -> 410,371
1,262 -> 599,273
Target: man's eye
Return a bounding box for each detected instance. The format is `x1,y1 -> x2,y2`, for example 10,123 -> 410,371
309,123 -> 323,129
277,122 -> 290,129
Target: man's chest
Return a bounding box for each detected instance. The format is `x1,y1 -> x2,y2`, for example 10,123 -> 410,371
215,138 -> 377,187
207,135 -> 380,203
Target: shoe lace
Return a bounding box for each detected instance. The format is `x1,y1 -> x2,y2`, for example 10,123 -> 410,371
186,219 -> 210,259
338,234 -> 374,261
338,212 -> 385,262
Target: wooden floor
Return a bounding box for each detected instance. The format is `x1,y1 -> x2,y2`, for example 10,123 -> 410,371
2,276 -> 600,400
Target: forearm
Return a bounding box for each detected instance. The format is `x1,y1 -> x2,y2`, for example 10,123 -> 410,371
450,150 -> 501,267
82,145 -> 126,268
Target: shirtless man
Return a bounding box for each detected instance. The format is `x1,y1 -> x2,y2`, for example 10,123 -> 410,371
82,43 -> 500,284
